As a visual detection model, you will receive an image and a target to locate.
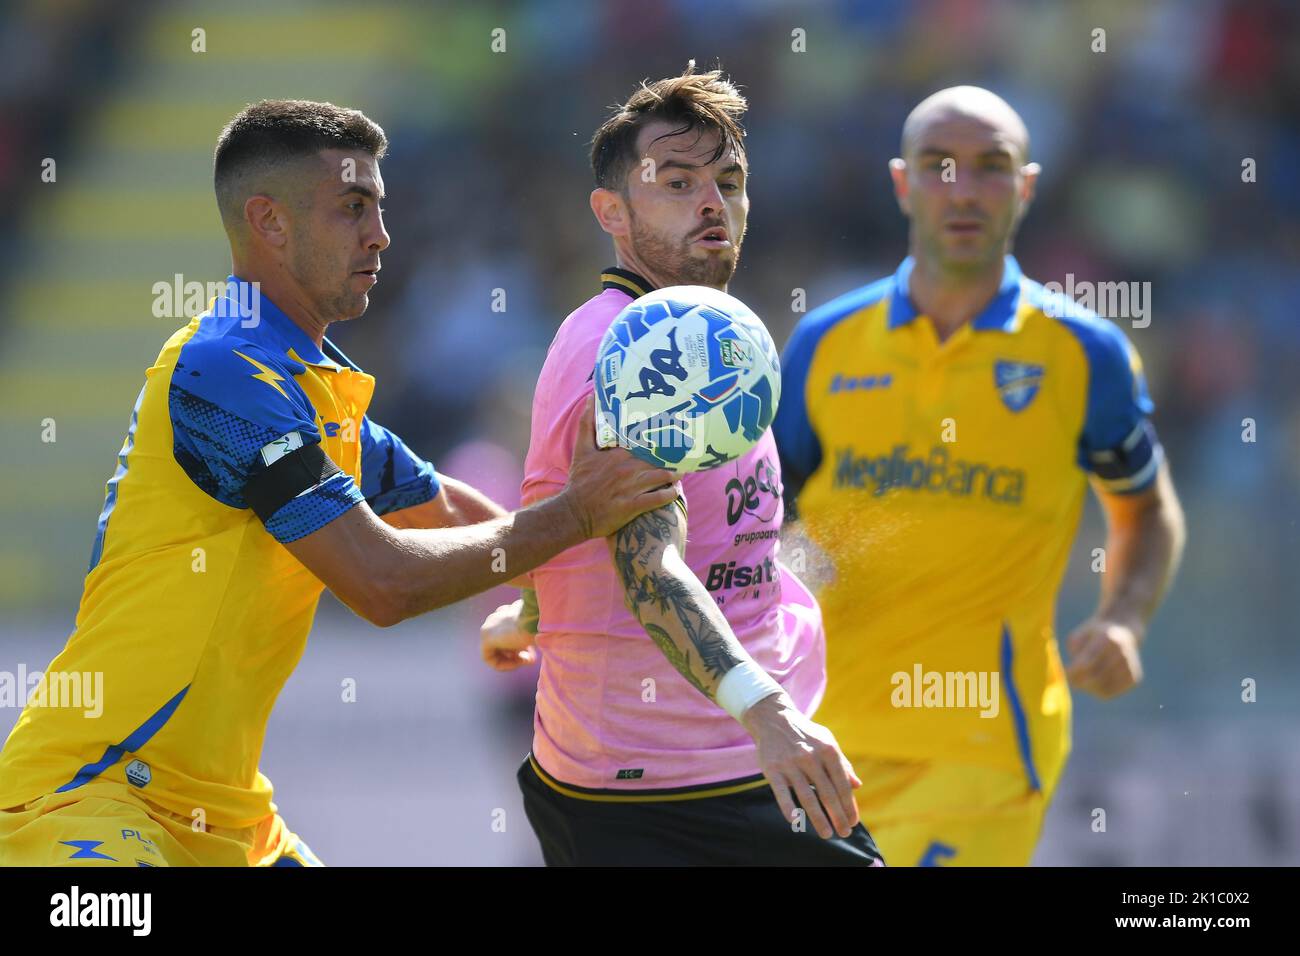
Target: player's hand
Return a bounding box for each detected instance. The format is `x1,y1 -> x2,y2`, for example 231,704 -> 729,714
1065,616 -> 1145,699
480,599 -> 538,671
740,693 -> 862,840
561,394 -> 680,539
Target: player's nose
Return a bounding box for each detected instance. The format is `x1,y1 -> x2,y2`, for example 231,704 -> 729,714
368,213 -> 391,253
948,169 -> 979,202
696,180 -> 725,216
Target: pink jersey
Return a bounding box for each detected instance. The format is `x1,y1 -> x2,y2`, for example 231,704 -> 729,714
522,270 -> 826,791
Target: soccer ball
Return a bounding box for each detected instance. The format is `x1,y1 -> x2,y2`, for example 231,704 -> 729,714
594,286 -> 781,473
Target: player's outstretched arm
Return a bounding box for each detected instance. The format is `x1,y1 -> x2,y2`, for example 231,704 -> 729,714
383,474 -> 536,589
285,397 -> 678,628
381,474 -> 508,530
608,502 -> 861,839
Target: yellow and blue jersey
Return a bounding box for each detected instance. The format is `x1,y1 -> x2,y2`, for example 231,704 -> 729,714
773,255 -> 1161,791
0,276 -> 439,830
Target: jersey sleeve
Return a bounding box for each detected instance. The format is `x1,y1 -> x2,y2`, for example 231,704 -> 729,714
521,381 -> 589,506
1070,319 -> 1163,494
358,416 -> 442,516
773,316 -> 827,508
522,314 -> 602,506
168,338 -> 364,543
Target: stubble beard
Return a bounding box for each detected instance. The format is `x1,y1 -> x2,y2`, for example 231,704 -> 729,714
629,213 -> 740,289
290,239 -> 368,324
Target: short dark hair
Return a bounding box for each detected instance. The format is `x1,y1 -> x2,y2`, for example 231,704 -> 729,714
213,99 -> 387,225
590,65 -> 747,191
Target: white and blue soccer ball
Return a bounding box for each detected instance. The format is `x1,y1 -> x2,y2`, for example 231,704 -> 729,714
594,286 -> 780,473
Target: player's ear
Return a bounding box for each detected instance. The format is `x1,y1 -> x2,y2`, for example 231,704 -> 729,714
888,158 -> 910,215
590,187 -> 630,238
1020,161 -> 1041,205
245,195 -> 288,248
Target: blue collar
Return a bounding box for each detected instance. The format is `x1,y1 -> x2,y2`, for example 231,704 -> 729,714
887,255 -> 1024,332
217,275 -> 361,369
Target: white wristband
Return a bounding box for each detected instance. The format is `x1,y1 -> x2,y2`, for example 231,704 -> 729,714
715,661 -> 785,722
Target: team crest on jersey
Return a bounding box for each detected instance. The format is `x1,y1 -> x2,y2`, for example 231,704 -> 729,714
994,361 -> 1044,412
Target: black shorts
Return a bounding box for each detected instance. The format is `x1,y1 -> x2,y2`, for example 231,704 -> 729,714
517,756 -> 886,867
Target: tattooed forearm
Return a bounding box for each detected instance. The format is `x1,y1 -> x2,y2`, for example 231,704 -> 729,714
611,506 -> 679,606
645,570 -> 742,678
643,623 -> 710,697
610,502 -> 747,699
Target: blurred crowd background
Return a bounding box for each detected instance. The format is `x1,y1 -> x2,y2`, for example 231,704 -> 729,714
1,0 -> 1297,865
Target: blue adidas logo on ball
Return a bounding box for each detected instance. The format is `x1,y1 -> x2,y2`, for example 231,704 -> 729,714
594,286 -> 781,473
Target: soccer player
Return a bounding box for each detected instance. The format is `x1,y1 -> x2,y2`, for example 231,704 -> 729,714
773,86 -> 1187,866
0,100 -> 679,867
480,68 -> 883,866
